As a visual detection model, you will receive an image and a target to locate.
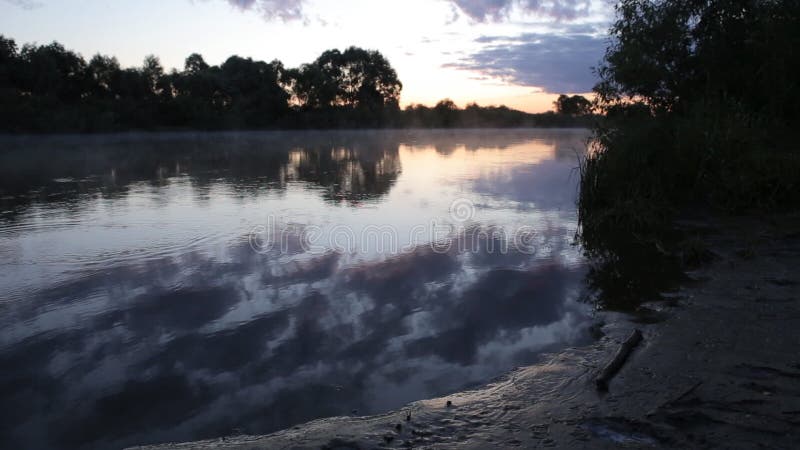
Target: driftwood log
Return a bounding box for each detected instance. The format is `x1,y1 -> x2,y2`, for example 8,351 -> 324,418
596,329 -> 644,391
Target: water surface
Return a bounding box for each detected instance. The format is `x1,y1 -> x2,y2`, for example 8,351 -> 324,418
0,129 -> 592,449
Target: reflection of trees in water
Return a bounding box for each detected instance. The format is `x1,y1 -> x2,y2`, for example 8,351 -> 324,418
434,142 -> 458,156
581,229 -> 689,312
0,129 -> 588,219
404,129 -> 544,153
0,133 -> 403,219
288,145 -> 401,203
400,128 -> 588,162
550,133 -> 590,161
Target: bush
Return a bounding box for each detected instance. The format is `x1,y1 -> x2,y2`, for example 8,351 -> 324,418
580,0 -> 800,258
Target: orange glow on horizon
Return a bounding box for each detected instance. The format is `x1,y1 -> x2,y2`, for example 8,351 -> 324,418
400,92 -> 595,114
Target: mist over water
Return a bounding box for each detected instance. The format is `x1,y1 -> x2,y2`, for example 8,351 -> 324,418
0,129 -> 592,449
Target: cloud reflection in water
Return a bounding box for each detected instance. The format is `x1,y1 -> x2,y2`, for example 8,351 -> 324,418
0,129 -> 591,449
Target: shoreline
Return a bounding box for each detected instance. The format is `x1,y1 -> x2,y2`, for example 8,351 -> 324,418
131,214 -> 800,449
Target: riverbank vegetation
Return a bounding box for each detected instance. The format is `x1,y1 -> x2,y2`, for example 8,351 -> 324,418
579,0 -> 800,308
0,36 -> 590,132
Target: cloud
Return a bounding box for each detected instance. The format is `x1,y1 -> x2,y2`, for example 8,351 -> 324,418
472,158 -> 580,208
448,0 -> 592,22
3,0 -> 43,9
444,32 -> 606,93
225,0 -> 305,21
213,1 -> 598,24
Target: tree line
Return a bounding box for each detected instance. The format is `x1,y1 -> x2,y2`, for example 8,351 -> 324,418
0,35 -> 591,133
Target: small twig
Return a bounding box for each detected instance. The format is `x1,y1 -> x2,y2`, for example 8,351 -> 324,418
596,329 -> 644,391
669,380 -> 703,406
647,380 -> 703,417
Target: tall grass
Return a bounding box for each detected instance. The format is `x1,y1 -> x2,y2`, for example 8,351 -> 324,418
577,102 -> 798,309
576,0 -> 800,309
579,101 -> 799,251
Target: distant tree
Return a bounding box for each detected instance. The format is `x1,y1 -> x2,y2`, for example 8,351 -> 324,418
402,103 -> 433,127
167,59 -> 223,128
435,99 -> 457,110
0,34 -> 592,132
288,49 -> 342,109
141,55 -> 165,96
184,53 -> 209,74
219,55 -> 289,126
17,42 -> 87,103
0,35 -> 20,129
0,35 -> 17,64
0,35 -> 18,90
289,47 -> 401,111
115,68 -> 149,99
174,55 -> 220,98
87,54 -> 121,98
339,47 -> 402,110
554,94 -> 592,116
434,99 -> 459,127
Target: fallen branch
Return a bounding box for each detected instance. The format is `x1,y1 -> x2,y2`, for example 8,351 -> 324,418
596,329 -> 644,391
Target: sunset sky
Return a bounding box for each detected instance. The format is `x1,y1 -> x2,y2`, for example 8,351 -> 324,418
0,0 -> 612,112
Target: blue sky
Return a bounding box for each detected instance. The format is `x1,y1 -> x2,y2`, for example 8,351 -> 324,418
0,0 -> 612,112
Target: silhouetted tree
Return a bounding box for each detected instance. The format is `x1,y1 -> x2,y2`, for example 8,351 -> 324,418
286,47 -> 401,126
0,35 -> 590,132
184,53 -> 209,74
17,42 -> 87,103
141,55 -> 165,97
219,55 -> 288,126
579,0 -> 800,262
0,35 -> 20,129
0,35 -> 18,90
554,94 -> 592,116
169,53 -> 225,127
434,99 -> 458,127
0,35 -> 16,67
87,54 -> 120,98
288,50 -> 342,109
594,0 -> 800,120
338,47 -> 402,110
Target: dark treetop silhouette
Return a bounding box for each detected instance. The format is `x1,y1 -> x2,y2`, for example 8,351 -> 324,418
0,36 -> 591,132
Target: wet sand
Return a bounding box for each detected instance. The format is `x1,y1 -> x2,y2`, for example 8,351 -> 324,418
132,215 -> 800,449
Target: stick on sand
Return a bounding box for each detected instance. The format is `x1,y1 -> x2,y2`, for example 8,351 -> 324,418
596,329 -> 644,391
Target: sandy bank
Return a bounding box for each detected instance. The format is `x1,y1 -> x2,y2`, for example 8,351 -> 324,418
131,215 -> 800,449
